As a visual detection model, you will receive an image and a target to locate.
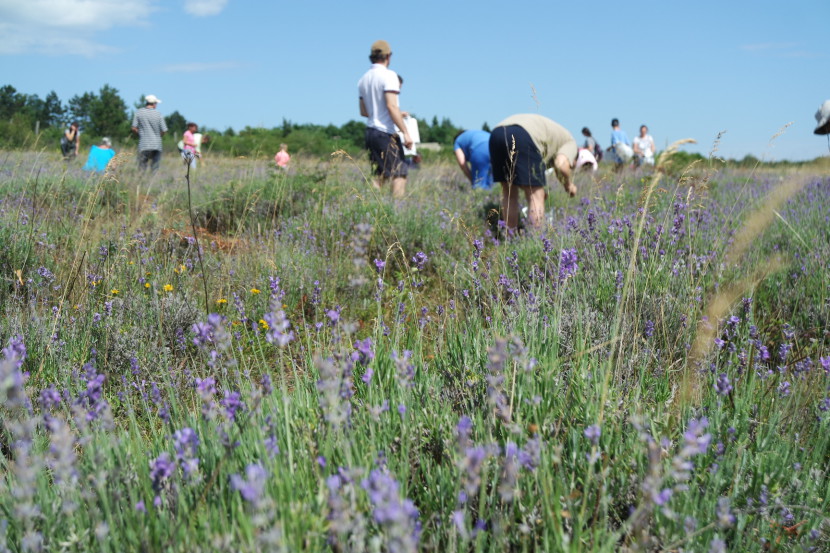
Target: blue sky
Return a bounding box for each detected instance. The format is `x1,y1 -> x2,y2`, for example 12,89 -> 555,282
1,0 -> 828,161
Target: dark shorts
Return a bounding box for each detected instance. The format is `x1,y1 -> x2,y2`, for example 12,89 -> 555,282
489,125 -> 546,187
365,127 -> 408,178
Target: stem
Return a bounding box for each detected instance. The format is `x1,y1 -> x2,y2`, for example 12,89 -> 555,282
185,161 -> 210,317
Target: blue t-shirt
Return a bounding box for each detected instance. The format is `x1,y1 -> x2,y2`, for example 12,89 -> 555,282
83,145 -> 116,173
610,129 -> 631,146
453,130 -> 493,189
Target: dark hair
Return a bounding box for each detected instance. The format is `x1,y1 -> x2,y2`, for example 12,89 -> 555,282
611,118 -> 619,127
369,51 -> 390,64
453,130 -> 466,142
187,122 -> 197,129
582,127 -> 592,137
640,124 -> 648,132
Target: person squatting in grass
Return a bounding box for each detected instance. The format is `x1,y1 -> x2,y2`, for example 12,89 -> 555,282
488,114 -> 578,231
82,137 -> 115,173
131,94 -> 168,172
60,121 -> 80,160
357,39 -> 413,198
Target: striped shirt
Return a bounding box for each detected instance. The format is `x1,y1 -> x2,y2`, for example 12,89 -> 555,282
132,107 -> 168,152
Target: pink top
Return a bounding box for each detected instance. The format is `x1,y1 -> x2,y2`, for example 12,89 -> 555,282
183,130 -> 197,152
275,151 -> 290,167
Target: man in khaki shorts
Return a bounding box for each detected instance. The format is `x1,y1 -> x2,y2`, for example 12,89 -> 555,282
488,114 -> 578,230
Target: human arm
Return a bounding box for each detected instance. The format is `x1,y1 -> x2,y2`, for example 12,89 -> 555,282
633,138 -> 643,155
385,92 -> 412,149
454,148 -> 473,183
359,98 -> 368,118
75,132 -> 80,155
553,153 -> 576,197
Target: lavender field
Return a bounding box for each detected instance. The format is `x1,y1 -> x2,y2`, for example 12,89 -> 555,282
0,149 -> 828,552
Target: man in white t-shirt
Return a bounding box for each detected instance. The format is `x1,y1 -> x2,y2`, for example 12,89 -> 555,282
357,40 -> 413,198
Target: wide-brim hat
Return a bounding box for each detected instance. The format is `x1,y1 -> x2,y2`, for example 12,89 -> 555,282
815,99 -> 830,135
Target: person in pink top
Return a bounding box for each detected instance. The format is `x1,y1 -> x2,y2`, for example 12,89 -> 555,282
182,122 -> 199,168
275,143 -> 290,169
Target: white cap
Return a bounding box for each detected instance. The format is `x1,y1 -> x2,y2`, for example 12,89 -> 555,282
145,94 -> 162,105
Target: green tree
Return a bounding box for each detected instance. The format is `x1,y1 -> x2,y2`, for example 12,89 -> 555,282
165,110 -> 188,136
89,84 -> 129,138
482,122 -> 491,132
40,91 -> 64,128
0,85 -> 26,121
67,91 -> 97,129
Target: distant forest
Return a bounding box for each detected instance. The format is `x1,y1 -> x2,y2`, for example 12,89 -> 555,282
2,83 -> 820,168
0,83 -> 472,159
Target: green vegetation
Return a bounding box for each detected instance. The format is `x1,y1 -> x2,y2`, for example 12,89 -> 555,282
0,149 -> 827,551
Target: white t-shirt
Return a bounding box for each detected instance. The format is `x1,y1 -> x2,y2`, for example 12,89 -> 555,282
633,134 -> 655,159
358,64 -> 400,134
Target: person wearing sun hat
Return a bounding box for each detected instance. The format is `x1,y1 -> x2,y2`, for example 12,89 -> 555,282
131,94 -> 168,172
357,39 -> 413,198
814,100 -> 830,135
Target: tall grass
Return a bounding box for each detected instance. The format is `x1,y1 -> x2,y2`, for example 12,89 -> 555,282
0,149 -> 828,552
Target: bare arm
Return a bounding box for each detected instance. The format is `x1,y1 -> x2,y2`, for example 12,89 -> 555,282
454,148 -> 473,183
553,154 -> 576,197
385,92 -> 412,149
359,98 -> 368,118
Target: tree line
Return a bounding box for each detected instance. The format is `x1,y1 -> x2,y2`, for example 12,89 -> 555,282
0,84 -> 472,159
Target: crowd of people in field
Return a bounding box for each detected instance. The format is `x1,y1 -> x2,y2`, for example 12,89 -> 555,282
357,40 -> 657,231
60,38 -> 830,234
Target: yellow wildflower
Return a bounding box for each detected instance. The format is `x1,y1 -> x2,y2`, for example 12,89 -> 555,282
163,284 -> 173,292
259,319 -> 269,330
144,283 -> 151,289
216,298 -> 228,305
250,288 -> 261,295
110,289 -> 119,295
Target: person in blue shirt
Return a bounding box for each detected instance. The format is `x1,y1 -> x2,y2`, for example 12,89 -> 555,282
82,137 -> 116,173
608,118 -> 633,169
453,129 -> 494,190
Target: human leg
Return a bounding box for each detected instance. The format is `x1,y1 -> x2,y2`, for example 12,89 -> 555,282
150,150 -> 162,172
138,150 -> 149,171
524,186 -> 547,228
391,177 -> 406,199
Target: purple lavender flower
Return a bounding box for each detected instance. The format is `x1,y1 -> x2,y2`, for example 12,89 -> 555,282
353,337 -> 375,366
173,427 -> 200,478
584,425 -> 601,446
230,463 -> 269,507
2,335 -> 26,369
374,258 -> 386,273
558,248 -> 578,281
220,390 -> 245,421
392,350 -> 415,388
485,338 -> 511,423
362,469 -> 420,552
262,308 -> 294,347
149,452 -> 175,492
714,373 -> 733,396
411,251 -> 428,271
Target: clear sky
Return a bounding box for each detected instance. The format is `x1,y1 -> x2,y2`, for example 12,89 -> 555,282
1,0 -> 828,161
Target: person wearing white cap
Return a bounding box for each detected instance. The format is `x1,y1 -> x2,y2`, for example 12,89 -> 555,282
815,100 -> 830,136
131,94 -> 168,171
